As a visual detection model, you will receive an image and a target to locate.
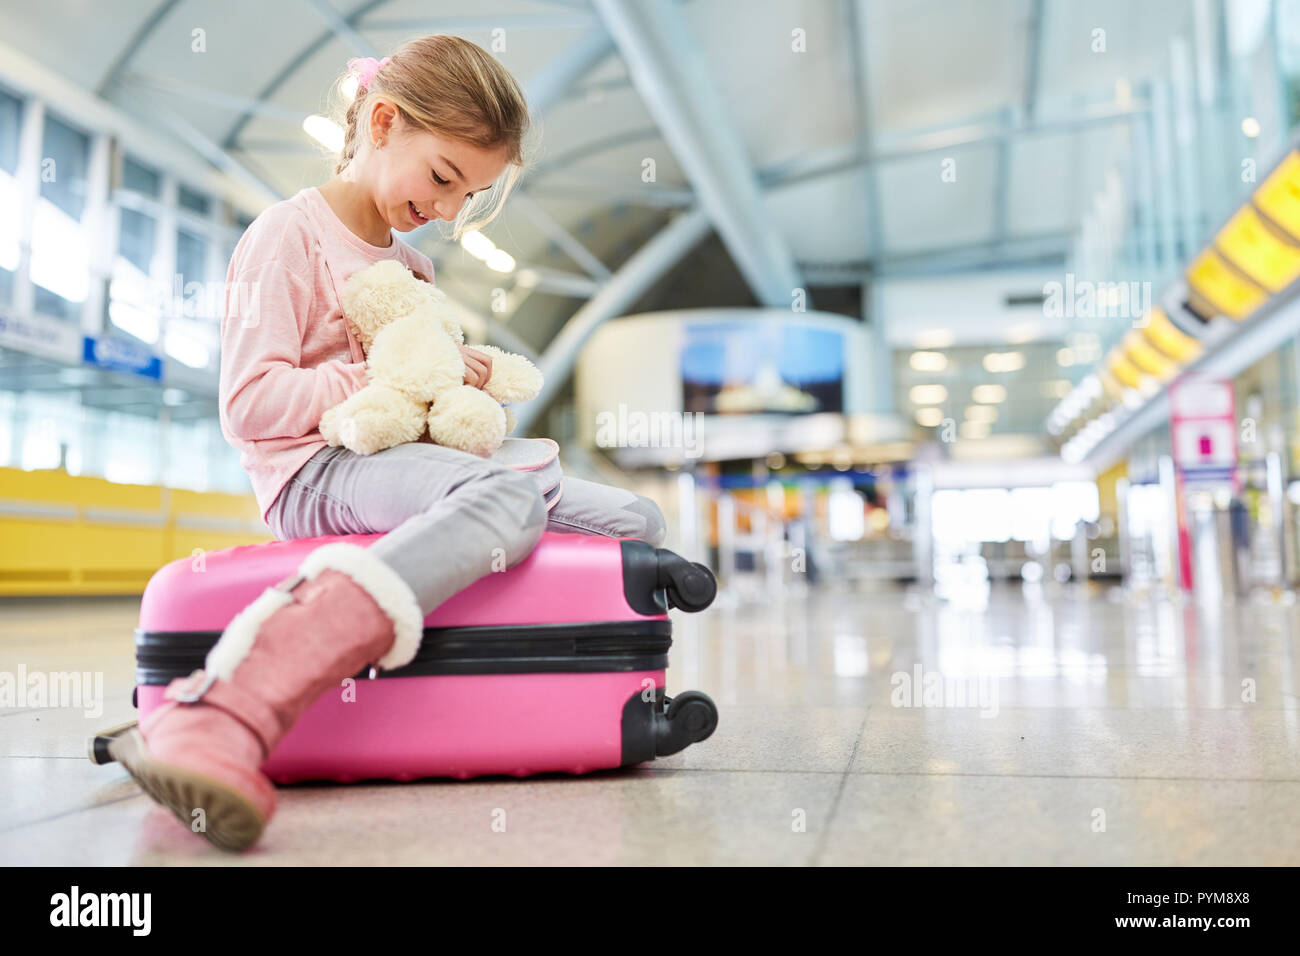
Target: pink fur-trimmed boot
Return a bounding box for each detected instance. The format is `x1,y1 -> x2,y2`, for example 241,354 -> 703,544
110,543 -> 424,852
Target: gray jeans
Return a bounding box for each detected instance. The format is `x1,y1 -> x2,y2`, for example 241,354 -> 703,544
265,441 -> 668,616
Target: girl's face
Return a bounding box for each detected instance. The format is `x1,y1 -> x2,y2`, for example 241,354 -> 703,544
363,99 -> 510,230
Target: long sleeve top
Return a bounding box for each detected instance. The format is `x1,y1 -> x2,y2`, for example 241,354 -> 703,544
218,186 -> 435,524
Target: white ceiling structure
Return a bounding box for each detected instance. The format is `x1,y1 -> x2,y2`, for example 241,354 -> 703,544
2,0 -> 1204,419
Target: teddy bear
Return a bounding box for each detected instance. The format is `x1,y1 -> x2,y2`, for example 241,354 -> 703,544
318,259 -> 543,458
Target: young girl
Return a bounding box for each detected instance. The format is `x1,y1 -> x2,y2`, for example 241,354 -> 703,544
110,35 -> 668,852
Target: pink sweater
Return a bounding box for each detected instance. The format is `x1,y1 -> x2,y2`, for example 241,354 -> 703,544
218,186 -> 435,524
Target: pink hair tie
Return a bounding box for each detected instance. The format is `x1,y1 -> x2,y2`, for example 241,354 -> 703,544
347,56 -> 390,91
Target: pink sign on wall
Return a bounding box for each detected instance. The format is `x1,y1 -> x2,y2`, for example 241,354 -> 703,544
1168,376 -> 1237,479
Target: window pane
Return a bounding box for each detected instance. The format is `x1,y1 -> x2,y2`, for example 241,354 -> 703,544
176,228 -> 207,285
118,207 -> 156,274
177,184 -> 210,216
33,284 -> 81,321
39,113 -> 90,221
122,154 -> 160,197
0,89 -> 21,174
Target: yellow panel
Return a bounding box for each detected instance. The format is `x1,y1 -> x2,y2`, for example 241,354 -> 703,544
1107,352 -> 1143,390
1142,307 -> 1203,363
0,466 -> 264,596
1185,248 -> 1268,319
0,467 -> 164,509
169,487 -> 261,519
1214,204 -> 1300,293
1253,150 -> 1300,241
0,521 -> 84,572
1123,330 -> 1176,380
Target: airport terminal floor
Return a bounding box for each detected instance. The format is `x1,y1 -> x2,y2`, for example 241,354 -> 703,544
4,577 -> 1296,865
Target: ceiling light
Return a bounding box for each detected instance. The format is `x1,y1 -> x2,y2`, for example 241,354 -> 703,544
965,404 -> 998,423
983,351 -> 1026,373
485,249 -> 516,273
302,114 -> 344,152
972,384 -> 1007,404
909,351 -> 948,372
460,230 -> 495,259
1242,116 -> 1261,138
959,420 -> 991,440
341,76 -> 360,101
909,384 -> 947,405
1041,379 -> 1072,398
1056,347 -> 1075,367
915,407 -> 944,427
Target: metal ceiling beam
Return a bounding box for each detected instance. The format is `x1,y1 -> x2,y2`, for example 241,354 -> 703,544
519,181 -> 694,209
798,231 -> 1072,284
523,24 -> 615,115
530,167 -> 695,205
118,72 -> 306,123
846,0 -> 884,259
306,0 -> 379,57
763,107 -> 1149,192
133,88 -> 282,205
560,76 -> 633,105
222,0 -> 392,149
94,0 -> 185,96
530,125 -> 663,177
362,14 -> 599,32
995,0 -> 1043,245
513,207 -> 713,434
592,0 -> 803,308
230,138 -> 324,155
510,193 -> 612,280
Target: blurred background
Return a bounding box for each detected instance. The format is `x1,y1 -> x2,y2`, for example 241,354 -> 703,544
2,0 -> 1300,865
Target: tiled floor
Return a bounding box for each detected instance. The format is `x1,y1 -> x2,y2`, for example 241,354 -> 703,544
2,578 -> 1298,865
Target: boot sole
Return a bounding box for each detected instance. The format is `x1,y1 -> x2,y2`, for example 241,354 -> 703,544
108,729 -> 267,852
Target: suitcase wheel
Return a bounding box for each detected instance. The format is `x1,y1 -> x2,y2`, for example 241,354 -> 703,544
656,553 -> 717,612
655,690 -> 718,756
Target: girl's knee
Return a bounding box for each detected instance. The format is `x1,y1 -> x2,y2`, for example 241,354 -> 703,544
464,465 -> 548,536
636,497 -> 668,548
486,468 -> 547,563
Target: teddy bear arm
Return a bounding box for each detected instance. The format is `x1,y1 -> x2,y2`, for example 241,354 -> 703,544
474,347 -> 544,403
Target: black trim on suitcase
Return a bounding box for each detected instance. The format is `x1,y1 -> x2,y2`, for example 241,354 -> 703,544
620,541 -> 717,615
134,619 -> 673,685
620,687 -> 719,766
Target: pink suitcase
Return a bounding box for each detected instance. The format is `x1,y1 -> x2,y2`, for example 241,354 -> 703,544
92,531 -> 718,782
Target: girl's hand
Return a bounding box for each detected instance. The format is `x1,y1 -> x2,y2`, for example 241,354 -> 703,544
460,345 -> 492,389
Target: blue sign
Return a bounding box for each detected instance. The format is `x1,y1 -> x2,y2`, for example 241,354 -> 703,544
82,334 -> 163,380
681,322 -> 844,415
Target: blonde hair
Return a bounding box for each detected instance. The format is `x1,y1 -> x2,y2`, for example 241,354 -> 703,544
332,35 -> 536,240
